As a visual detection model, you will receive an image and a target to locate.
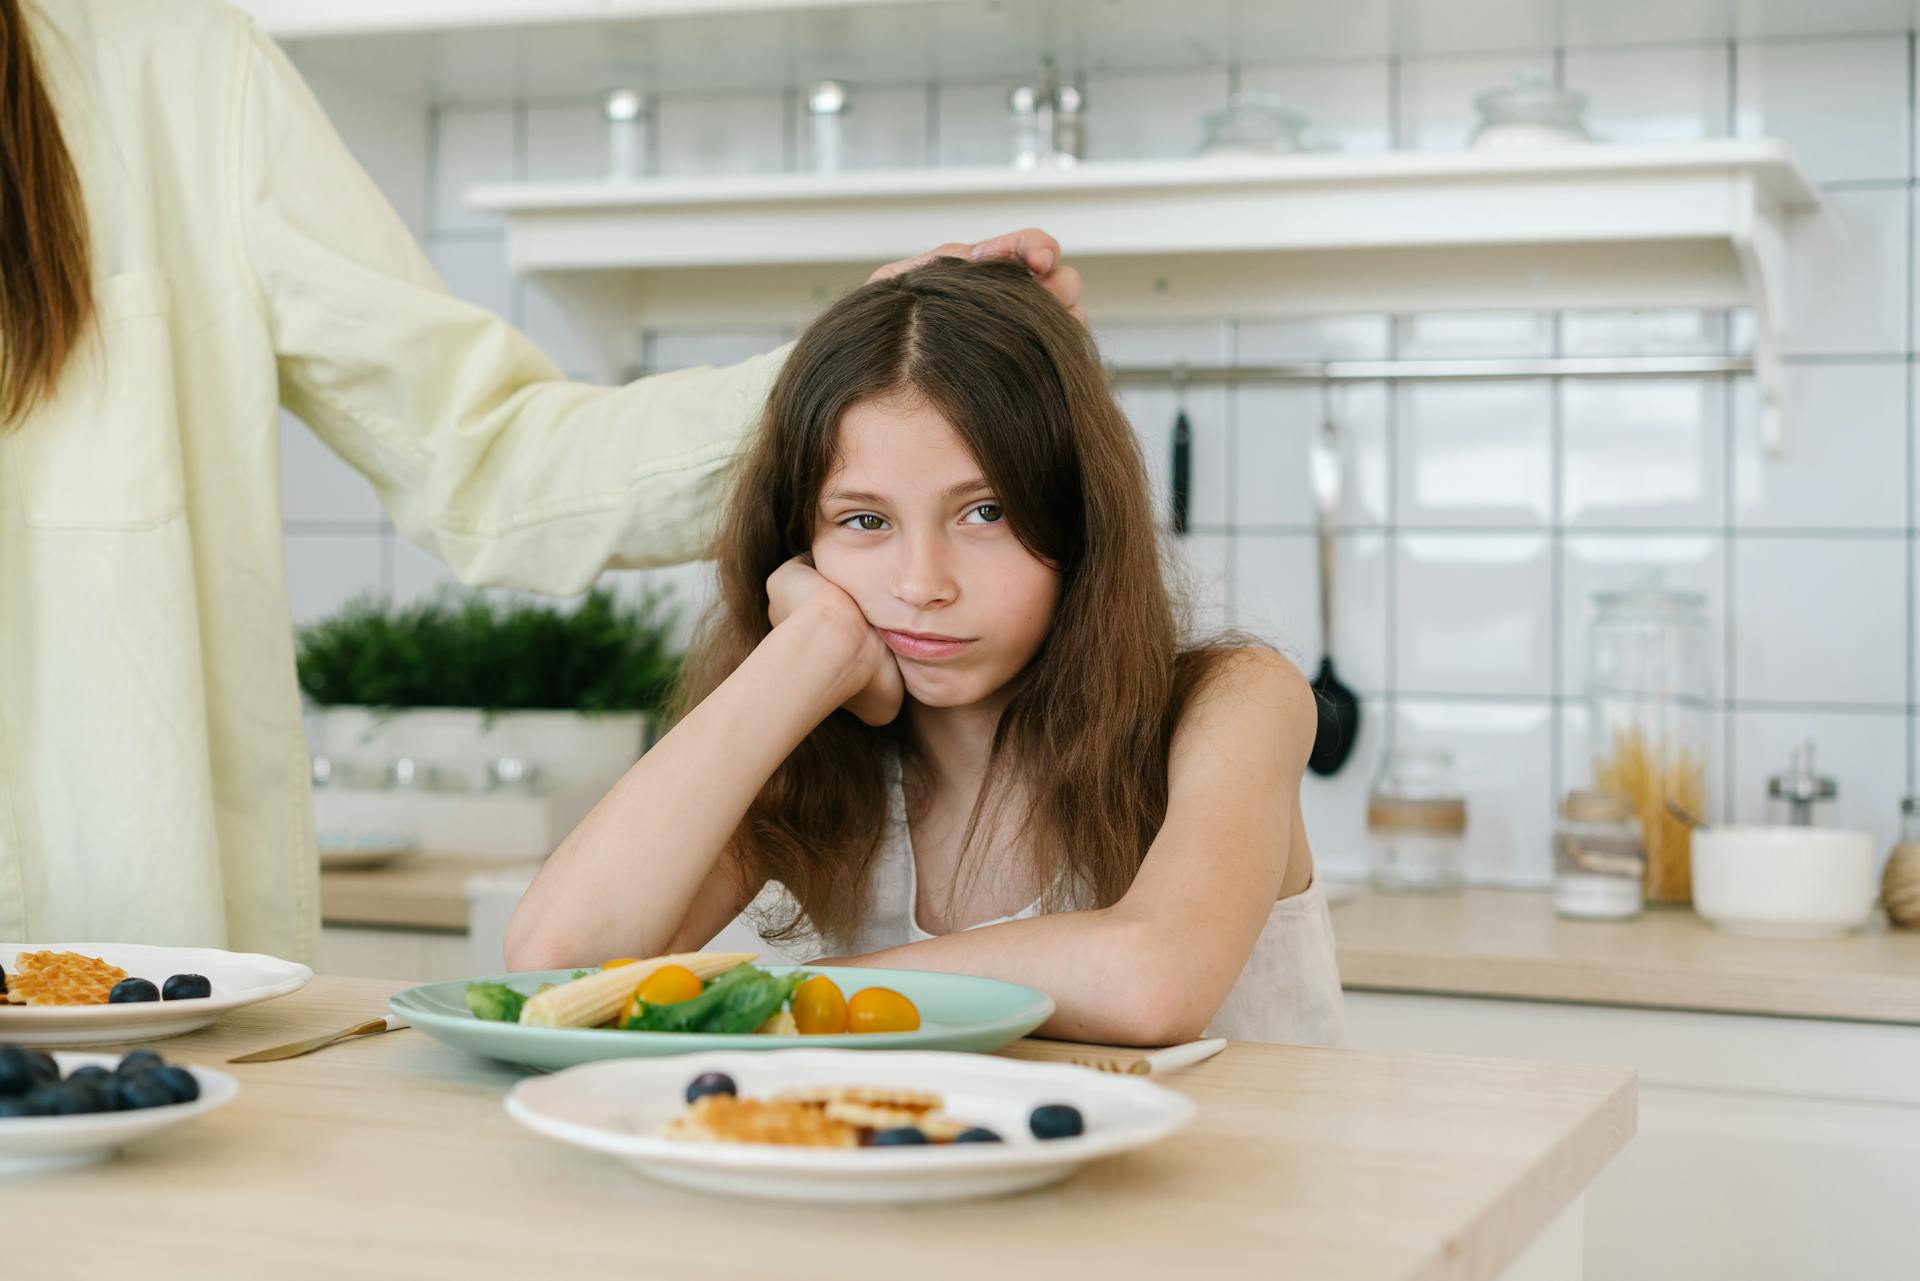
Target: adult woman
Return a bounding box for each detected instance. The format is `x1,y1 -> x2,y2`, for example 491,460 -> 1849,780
0,0 -> 1081,960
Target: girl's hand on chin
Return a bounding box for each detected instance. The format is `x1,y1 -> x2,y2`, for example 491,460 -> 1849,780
766,556 -> 905,726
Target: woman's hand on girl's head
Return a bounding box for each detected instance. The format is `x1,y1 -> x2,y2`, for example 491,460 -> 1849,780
868,228 -> 1086,328
766,556 -> 905,726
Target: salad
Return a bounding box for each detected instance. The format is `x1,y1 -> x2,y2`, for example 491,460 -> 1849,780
464,951 -> 921,1037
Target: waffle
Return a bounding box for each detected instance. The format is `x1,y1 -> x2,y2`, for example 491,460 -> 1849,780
664,1094 -> 858,1148
3,950 -> 129,1006
771,1084 -> 943,1114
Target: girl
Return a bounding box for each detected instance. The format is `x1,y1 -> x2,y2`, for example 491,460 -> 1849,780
506,259 -> 1343,1046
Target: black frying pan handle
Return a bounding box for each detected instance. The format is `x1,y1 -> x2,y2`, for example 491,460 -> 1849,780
1170,410 -> 1192,536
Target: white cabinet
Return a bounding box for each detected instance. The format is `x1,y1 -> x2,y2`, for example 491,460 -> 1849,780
1344,991 -> 1920,1281
318,926 -> 472,983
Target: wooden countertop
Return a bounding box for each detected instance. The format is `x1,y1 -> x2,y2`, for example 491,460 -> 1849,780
1334,886 -> 1920,1024
320,855 -> 537,931
5,976 -> 1634,1281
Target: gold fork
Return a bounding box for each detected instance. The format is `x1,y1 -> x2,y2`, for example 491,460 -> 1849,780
1070,1037 -> 1228,1076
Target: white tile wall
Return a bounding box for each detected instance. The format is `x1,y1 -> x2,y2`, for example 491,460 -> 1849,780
281,28 -> 1920,882
1734,36 -> 1911,184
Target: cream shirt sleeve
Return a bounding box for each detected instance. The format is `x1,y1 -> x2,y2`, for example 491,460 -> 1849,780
233,21 -> 788,587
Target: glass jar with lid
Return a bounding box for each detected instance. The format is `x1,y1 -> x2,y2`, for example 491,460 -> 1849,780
1587,587 -> 1713,905
1468,71 -> 1593,149
1553,790 -> 1645,920
1367,748 -> 1468,893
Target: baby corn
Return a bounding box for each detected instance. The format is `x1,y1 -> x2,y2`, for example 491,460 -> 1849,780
518,951 -> 755,1029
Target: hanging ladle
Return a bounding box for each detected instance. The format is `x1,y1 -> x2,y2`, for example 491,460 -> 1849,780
1307,374 -> 1360,776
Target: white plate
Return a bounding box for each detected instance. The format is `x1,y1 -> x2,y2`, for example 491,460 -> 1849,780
505,1049 -> 1195,1203
0,944 -> 312,1046
0,1051 -> 239,1176
316,832 -> 419,871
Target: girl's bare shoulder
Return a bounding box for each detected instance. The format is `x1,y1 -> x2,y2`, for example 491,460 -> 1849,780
1172,646 -> 1316,760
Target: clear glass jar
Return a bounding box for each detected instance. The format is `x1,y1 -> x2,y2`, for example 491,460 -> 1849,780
1469,71 -> 1592,149
1553,790 -> 1645,920
1587,587 -> 1713,905
1368,749 -> 1467,893
1198,91 -> 1310,157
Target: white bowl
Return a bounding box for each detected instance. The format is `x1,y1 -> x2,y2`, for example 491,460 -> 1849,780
0,1052 -> 238,1176
1691,827 -> 1878,938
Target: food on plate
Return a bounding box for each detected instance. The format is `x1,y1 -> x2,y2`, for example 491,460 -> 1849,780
790,975 -> 849,1035
516,951 -> 755,1029
0,1044 -> 201,1118
161,974 -> 212,1001
0,952 -> 216,1008
684,1071 -> 737,1104
464,982 -> 526,1024
3,951 -> 128,1006
464,955 -> 921,1037
845,985 -> 920,1034
665,1079 -> 1003,1150
1028,1103 -> 1084,1140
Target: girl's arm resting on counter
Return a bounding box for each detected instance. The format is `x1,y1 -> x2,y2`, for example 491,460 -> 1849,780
820,649 -> 1315,1046
504,610 -> 865,971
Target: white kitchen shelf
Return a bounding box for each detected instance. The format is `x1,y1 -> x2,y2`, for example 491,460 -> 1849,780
469,142 -> 1818,449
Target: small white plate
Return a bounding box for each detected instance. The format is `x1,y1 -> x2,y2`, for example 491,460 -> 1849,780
0,1052 -> 239,1176
316,832 -> 419,871
505,1049 -> 1195,1204
0,944 -> 312,1047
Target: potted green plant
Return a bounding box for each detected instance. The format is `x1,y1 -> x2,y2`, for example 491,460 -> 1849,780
297,587 -> 682,858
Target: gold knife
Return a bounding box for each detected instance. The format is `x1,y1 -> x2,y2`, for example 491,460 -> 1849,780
229,1013 -> 409,1063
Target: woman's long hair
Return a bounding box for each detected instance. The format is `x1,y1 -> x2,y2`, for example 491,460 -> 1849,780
0,0 -> 91,425
675,258 -> 1236,946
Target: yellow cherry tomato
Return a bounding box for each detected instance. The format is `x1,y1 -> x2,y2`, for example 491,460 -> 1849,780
791,975 -> 848,1035
846,986 -> 920,1035
635,964 -> 706,1005
602,957 -> 641,969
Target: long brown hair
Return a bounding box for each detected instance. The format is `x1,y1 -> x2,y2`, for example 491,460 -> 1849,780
675,258 -> 1238,946
0,0 -> 92,425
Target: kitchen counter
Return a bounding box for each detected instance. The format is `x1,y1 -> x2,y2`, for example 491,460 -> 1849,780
1334,886 -> 1920,1024
320,854 -> 537,931
7,976 -> 1634,1281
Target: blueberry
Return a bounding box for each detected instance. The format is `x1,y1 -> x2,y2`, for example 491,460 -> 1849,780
107,1075 -> 176,1111
1028,1104 -> 1084,1140
953,1127 -> 1003,1143
66,1065 -> 114,1088
684,1071 -> 736,1104
146,1065 -> 200,1105
108,978 -> 160,1004
38,1081 -> 110,1116
0,1047 -> 37,1097
25,1050 -> 59,1084
0,1092 -> 50,1118
115,1049 -> 166,1076
870,1127 -> 928,1146
161,974 -> 212,1001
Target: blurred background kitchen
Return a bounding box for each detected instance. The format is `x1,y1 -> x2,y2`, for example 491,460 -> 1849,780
259,3 -> 1918,1272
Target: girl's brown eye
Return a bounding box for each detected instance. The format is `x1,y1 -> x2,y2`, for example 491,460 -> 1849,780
849,514 -> 886,531
967,503 -> 1002,524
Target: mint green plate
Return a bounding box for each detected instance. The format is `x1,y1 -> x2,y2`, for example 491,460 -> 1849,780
390,966 -> 1055,1072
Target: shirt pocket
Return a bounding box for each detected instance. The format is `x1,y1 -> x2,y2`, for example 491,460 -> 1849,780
4,270 -> 187,529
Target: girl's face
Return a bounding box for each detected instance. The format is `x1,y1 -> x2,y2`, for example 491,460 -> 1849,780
811,394 -> 1061,710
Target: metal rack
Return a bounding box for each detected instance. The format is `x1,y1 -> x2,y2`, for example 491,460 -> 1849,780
1105,355 -> 1752,385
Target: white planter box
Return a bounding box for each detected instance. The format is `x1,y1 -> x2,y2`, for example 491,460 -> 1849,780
306,706 -> 647,859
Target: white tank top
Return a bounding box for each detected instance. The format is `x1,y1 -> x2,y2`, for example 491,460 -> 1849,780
726,765 -> 1347,1047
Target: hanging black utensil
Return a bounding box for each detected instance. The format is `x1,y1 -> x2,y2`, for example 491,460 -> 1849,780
1170,409 -> 1192,536
1306,381 -> 1360,776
